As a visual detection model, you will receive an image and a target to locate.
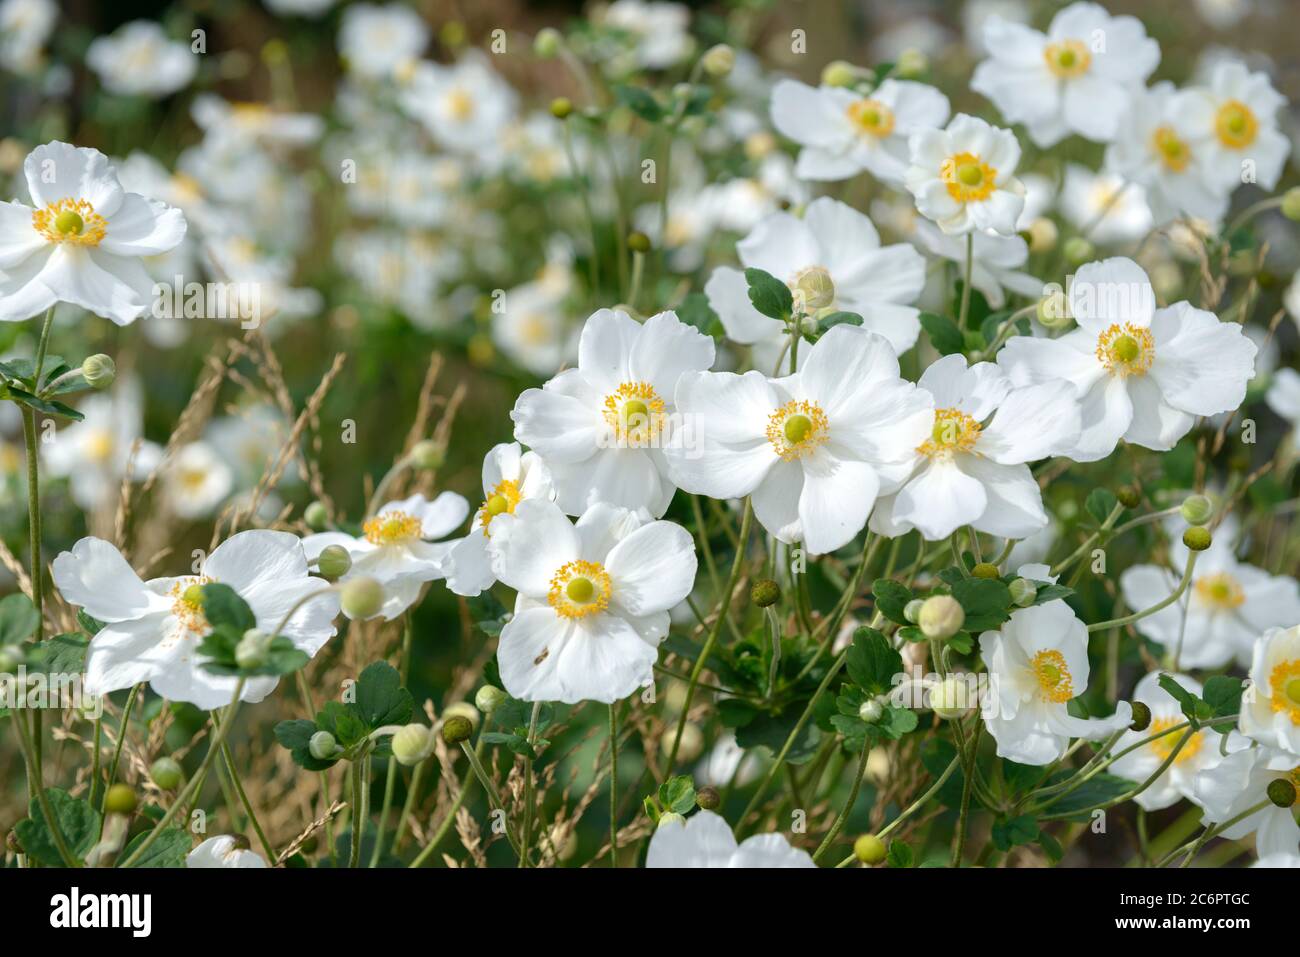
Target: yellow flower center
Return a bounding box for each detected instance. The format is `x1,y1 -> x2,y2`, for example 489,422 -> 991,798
1152,126 -> 1192,172
941,152 -> 997,202
1149,716 -> 1204,765
1030,649 -> 1074,703
1043,39 -> 1091,78
1268,659 -> 1300,724
1095,323 -> 1154,376
363,510 -> 423,545
33,198 -> 107,246
85,429 -> 116,464
169,576 -> 213,635
1214,100 -> 1258,149
445,88 -> 475,121
1193,572 -> 1245,611
603,382 -> 666,447
766,399 -> 829,461
478,478 -> 521,536
547,560 -> 612,619
846,98 -> 895,138
917,408 -> 981,459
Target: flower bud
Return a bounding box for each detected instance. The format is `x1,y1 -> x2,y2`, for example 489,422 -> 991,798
701,44 -> 734,77
627,230 -> 652,254
1281,186 -> 1300,222
475,684 -> 508,714
696,786 -> 720,811
316,544 -> 352,581
895,48 -> 928,78
441,714 -> 474,745
1036,288 -> 1071,329
1116,485 -> 1141,509
533,27 -> 562,59
657,811 -> 686,828
444,701 -> 481,732
1026,217 -> 1057,255
0,644 -> 22,674
751,578 -> 781,608
1182,527 -> 1212,552
1008,578 -> 1037,607
409,440 -> 444,470
550,97 -> 573,119
858,698 -> 883,722
820,60 -> 859,87
853,833 -> 887,864
1128,701 -> 1151,732
235,629 -> 271,670
929,675 -> 972,720
1267,777 -> 1296,808
903,598 -> 925,624
391,724 -> 433,766
972,562 -> 999,580
304,501 -> 330,531
150,756 -> 184,791
918,595 -> 964,640
104,783 -> 137,816
791,265 -> 835,311
309,730 -> 339,761
340,576 -> 385,619
1063,236 -> 1094,266
1180,494 -> 1213,526
81,354 -> 116,390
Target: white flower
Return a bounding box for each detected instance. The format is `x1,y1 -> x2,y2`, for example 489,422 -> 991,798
706,197 -> 928,355
1058,164 -> 1153,245
191,94 -> 324,150
869,354 -> 1079,541
302,492 -> 469,621
338,3 -> 428,80
601,0 -> 693,70
998,258 -> 1257,461
0,141 -> 187,323
0,0 -> 56,75
1120,536 -> 1300,670
971,2 -> 1159,147
86,20 -> 197,98
491,260 -> 577,376
511,309 -> 715,518
445,443 -> 554,598
1104,82 -> 1228,227
487,499 -> 696,704
667,325 -> 933,556
186,835 -> 269,868
162,440 -> 235,520
400,52 -> 517,154
905,114 -> 1025,236
770,78 -> 950,185
206,404 -> 297,490
978,600 -> 1133,765
1266,367 -> 1300,431
1193,746 -> 1300,858
264,0 -> 336,16
911,220 -> 1044,310
1198,60 -> 1291,193
646,810 -> 814,867
1241,626 -> 1300,755
51,531 -> 340,709
1110,672 -> 1246,811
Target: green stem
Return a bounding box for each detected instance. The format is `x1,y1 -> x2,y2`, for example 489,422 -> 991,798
957,234 -> 974,330
608,702 -> 619,868
408,738 -> 485,868
98,683 -> 140,838
219,732 -> 275,860
1086,550 -> 1198,633
812,736 -> 871,863
460,740 -> 523,857
393,759 -> 426,851
369,754 -> 399,867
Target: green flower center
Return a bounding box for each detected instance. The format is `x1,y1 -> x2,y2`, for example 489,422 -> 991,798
1286,678 -> 1300,707
565,577 -> 596,604
1109,334 -> 1140,364
54,210 -> 84,235
783,414 -> 813,445
486,494 -> 510,516
956,162 -> 984,187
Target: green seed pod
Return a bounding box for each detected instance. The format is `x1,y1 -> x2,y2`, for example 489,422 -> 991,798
751,578 -> 781,608
340,576 -> 385,619
1063,236 -> 1095,266
1115,485 -> 1141,509
441,714 -> 474,746
444,701 -> 480,732
475,684 -> 508,715
409,440 -> 444,470
304,501 -> 330,531
972,562 -> 999,580
550,97 -> 573,119
1182,527 -> 1212,552
1128,701 -> 1152,732
853,833 -> 887,864
627,231 -> 652,254
391,724 -> 433,766
696,786 -> 720,811
1180,494 -> 1213,526
150,756 -> 184,791
1267,777 -> 1296,808
104,783 -> 137,816
533,27 -> 562,59
918,595 -> 965,640
81,354 -> 116,390
309,730 -> 339,761
1008,578 -> 1037,607
316,544 -> 352,581
1281,186 -> 1300,222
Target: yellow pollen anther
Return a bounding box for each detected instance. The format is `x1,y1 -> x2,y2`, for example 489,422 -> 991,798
1043,39 -> 1092,78
1150,717 -> 1204,764
32,198 -> 107,246
1269,659 -> 1300,723
1152,126 -> 1191,172
478,479 -> 522,535
766,400 -> 829,461
941,152 -> 997,202
1194,572 -> 1245,611
1096,323 -> 1154,376
847,98 -> 895,137
363,510 -> 423,545
603,382 -> 666,447
918,408 -> 981,459
1031,649 -> 1074,703
169,576 -> 214,635
548,560 -> 611,619
1215,100 -> 1258,149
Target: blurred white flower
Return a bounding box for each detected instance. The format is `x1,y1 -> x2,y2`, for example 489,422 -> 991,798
162,440 -> 235,520
0,0 -> 56,75
1194,746 -> 1300,858
601,0 -> 693,70
187,835 -> 268,868
264,0 -> 336,17
1198,60 -> 1290,193
1266,367 -> 1300,430
339,3 -> 428,80
86,20 -> 197,98
400,52 -> 517,154
646,810 -> 814,867
191,95 -> 323,150
1058,164 -> 1153,244
492,257 -> 576,376
905,114 -> 1025,236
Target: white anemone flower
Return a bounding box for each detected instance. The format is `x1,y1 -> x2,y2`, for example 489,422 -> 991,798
971,2 -> 1159,147
705,197 -> 928,355
601,0 -> 693,70
1110,672 -> 1246,811
302,492 -> 469,621
1193,746 -> 1300,858
445,442 -> 554,598
338,3 -> 428,80
667,325 -> 933,556
0,0 -> 56,75
869,354 -> 1080,542
646,810 -> 814,868
911,221 -> 1044,310
1241,626 -> 1300,755
186,835 -> 269,868
400,52 -> 517,154
998,258 -> 1256,462
487,499 -> 696,704
769,78 -> 950,185
1058,164 -> 1153,245
51,531 -> 340,709
511,309 -> 715,518
978,600 -> 1133,765
0,141 -> 187,323
1266,368 -> 1300,431
264,0 -> 336,16
191,95 -> 324,150
162,440 -> 235,520
1199,60 -> 1290,194
86,20 -> 198,99
905,114 -> 1025,236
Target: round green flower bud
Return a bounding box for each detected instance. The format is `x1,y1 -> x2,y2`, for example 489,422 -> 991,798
1266,777 -> 1296,809
972,562 -> 999,580
1008,578 -> 1037,608
1180,494 -> 1213,526
104,783 -> 137,816
792,265 -> 835,311
1128,701 -> 1152,732
304,501 -> 330,531
903,598 -> 925,624
391,724 -> 433,766
1063,236 -> 1095,266
309,730 -> 339,761
918,595 -> 964,640
149,756 -> 184,791
235,629 -> 271,670
475,684 -> 508,715
627,230 -> 652,254
1280,186 -> 1300,222
1036,289 -> 1071,329
316,544 -> 352,581
820,60 -> 858,87
550,97 -> 574,119
657,811 -> 686,828
444,701 -> 481,732
340,576 -> 384,619
751,578 -> 781,608
1026,217 -> 1058,255
0,644 -> 22,674
701,43 -> 735,77
441,714 -> 474,745
696,786 -> 720,811
1182,527 -> 1212,552
533,27 -> 562,59
895,47 -> 928,78
853,833 -> 887,865
858,698 -> 883,722
81,354 -> 116,390
1115,485 -> 1141,509
409,440 -> 444,470
929,676 -> 972,720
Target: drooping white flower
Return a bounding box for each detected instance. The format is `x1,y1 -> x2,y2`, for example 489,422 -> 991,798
904,114 -> 1026,236
0,0 -> 56,75
487,499 -> 696,704
1240,626 -> 1300,755
161,440 -> 235,520
400,52 -> 517,154
445,443 -> 554,598
978,600 -> 1133,765
0,141 -> 187,323
705,197 -> 928,355
511,309 -> 715,518
646,810 -> 814,868
51,531 -> 340,709
971,2 -> 1159,147
86,20 -> 198,99
1058,164 -> 1153,245
769,78 -> 950,185
601,0 -> 693,70
1193,746 -> 1300,858
1198,60 -> 1290,194
186,835 -> 269,868
667,325 -> 933,556
338,3 -> 428,80
998,257 -> 1256,462
302,492 -> 469,620
910,221 -> 1044,310
869,354 -> 1079,541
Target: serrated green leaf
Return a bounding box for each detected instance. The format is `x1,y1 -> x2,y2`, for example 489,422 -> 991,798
919,312 -> 963,355
119,826 -> 190,868
743,267 -> 793,320
845,627 -> 902,696
355,661 -> 413,728
13,788 -> 100,866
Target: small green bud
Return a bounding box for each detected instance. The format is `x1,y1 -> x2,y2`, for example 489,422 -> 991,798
1116,485 -> 1141,509
918,595 -> 964,640
1063,236 -> 1095,266
657,811 -> 686,828
696,786 -> 720,811
1267,777 -> 1296,809
441,714 -> 474,745
895,47 -> 928,78
903,598 -> 925,624
972,562 -> 999,580
409,440 -> 444,470
929,675 -> 972,720
234,628 -> 271,670
533,27 -> 562,59
751,578 -> 781,608
853,833 -> 887,864
149,756 -> 184,791
1182,527 -> 1212,551
858,698 -> 884,722
1180,494 -> 1213,526
81,354 -> 116,390
475,684 -> 508,714
701,43 -> 735,77
316,544 -> 352,581
550,97 -> 573,119
1281,186 -> 1300,222
104,783 -> 137,816
444,701 -> 480,732
391,724 -> 433,766
1037,288 -> 1072,329
309,730 -> 339,761
304,501 -> 330,531
1128,701 -> 1151,732
821,60 -> 858,87
1008,578 -> 1037,607
340,576 -> 384,619
627,230 -> 651,254
792,265 -> 835,311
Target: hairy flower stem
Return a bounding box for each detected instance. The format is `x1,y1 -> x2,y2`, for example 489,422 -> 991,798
812,736 -> 872,863
1164,798 -> 1272,868
608,702 -> 619,868
951,720 -> 981,866
97,682 -> 141,838
520,700 -> 542,867
460,739 -> 523,858
392,758 -> 426,851
1086,549 -> 1199,633
957,233 -> 974,330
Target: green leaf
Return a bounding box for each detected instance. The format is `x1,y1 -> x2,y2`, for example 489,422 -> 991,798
1085,488 -> 1120,527
845,627 -> 902,696
813,311 -> 863,337
657,775 -> 697,815
1037,830 -> 1064,863
1157,673 -> 1210,726
950,577 -> 1012,632
918,312 -> 963,355
26,633 -> 89,675
3,386 -> 84,420
991,814 -> 1039,851
119,826 -> 190,868
274,718 -> 339,771
878,704 -> 918,739
676,292 -> 721,336
886,840 -> 914,868
76,609 -> 105,637
1203,675 -> 1244,729
467,591 -> 508,637
14,788 -> 100,866
0,593 -> 39,644
871,579 -> 912,625
197,583 -> 256,631
734,706 -> 821,764
613,83 -> 664,122
743,267 -> 793,320
355,661 -> 414,728
1043,773 -> 1135,817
